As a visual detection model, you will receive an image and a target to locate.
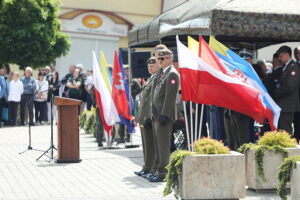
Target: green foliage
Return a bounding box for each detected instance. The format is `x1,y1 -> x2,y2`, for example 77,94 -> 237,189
79,110 -> 89,129
238,130 -> 294,182
277,156 -> 300,200
0,0 -> 70,69
164,138 -> 229,198
193,137 -> 230,154
258,130 -> 297,148
84,108 -> 96,134
163,150 -> 195,198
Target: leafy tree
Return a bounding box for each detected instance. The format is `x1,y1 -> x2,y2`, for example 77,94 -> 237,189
0,0 -> 70,69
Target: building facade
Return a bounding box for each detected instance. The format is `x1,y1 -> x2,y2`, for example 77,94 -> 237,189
56,0 -> 162,76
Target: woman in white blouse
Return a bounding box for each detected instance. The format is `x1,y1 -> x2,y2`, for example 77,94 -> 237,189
34,72 -> 49,125
8,72 -> 23,126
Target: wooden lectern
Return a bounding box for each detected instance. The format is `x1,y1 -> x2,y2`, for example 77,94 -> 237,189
54,97 -> 81,163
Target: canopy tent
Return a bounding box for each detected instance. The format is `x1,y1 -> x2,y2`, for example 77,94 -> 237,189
128,0 -> 300,49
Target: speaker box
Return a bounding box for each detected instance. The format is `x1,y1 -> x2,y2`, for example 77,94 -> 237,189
119,48 -> 128,65
130,51 -> 151,78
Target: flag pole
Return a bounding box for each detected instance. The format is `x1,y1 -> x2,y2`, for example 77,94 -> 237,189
195,103 -> 198,142
183,101 -> 191,151
189,101 -> 194,151
198,104 -> 204,140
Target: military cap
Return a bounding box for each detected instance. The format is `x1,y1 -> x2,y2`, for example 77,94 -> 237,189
147,57 -> 156,64
238,49 -> 253,60
124,65 -> 129,70
276,45 -> 292,56
153,44 -> 168,53
158,49 -> 173,57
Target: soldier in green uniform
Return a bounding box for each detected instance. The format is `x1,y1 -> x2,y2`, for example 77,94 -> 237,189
149,49 -> 179,182
90,85 -> 104,147
134,57 -> 159,177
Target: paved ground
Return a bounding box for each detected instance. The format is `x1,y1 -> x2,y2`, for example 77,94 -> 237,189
0,125 -> 288,200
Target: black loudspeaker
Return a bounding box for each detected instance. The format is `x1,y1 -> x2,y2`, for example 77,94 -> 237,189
119,48 -> 128,65
131,51 -> 151,78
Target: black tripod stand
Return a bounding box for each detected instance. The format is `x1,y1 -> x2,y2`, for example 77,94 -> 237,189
19,122 -> 44,154
36,91 -> 57,161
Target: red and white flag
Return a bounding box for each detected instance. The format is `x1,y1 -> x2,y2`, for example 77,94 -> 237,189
92,52 -> 120,134
112,51 -> 134,120
177,37 -> 265,123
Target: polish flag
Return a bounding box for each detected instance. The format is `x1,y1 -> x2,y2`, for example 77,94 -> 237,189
112,51 -> 134,120
177,37 -> 265,123
92,52 -> 120,134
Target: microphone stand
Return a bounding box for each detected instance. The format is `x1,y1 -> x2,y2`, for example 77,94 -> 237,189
36,87 -> 57,161
19,121 -> 44,154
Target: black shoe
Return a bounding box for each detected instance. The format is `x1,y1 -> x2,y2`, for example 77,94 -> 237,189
142,172 -> 154,179
29,122 -> 35,126
134,170 -> 147,176
149,175 -> 165,182
20,122 -> 25,126
117,139 -> 125,144
98,143 -> 103,147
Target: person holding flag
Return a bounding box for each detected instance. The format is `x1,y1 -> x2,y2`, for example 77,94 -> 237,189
134,57 -> 159,178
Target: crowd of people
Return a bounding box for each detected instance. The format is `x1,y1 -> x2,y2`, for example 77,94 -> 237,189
0,64 -> 94,127
1,44 -> 300,183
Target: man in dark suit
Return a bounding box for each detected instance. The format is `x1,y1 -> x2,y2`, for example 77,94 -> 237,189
293,47 -> 300,142
134,57 -> 159,177
150,49 -> 179,182
274,46 -> 300,134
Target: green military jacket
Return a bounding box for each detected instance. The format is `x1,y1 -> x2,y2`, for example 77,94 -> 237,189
152,65 -> 179,120
135,74 -> 156,123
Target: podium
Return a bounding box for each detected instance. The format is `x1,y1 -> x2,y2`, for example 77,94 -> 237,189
54,97 -> 82,163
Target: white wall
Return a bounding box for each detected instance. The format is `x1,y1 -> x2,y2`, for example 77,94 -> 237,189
257,42 -> 300,61
56,33 -> 118,77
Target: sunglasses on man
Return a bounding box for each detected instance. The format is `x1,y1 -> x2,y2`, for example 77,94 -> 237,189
158,57 -> 170,61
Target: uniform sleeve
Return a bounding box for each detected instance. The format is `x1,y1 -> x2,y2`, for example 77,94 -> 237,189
161,72 -> 179,119
274,66 -> 300,99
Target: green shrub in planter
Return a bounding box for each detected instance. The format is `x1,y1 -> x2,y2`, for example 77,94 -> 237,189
238,130 -> 297,182
277,156 -> 300,200
164,138 -> 229,198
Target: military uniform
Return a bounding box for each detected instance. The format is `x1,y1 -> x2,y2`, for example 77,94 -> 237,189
152,64 -> 179,178
274,60 -> 300,134
135,73 -> 156,173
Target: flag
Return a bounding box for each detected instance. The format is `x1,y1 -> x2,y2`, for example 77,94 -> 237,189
100,51 -> 112,92
177,36 -> 265,123
112,51 -> 134,120
209,36 -> 281,129
187,36 -> 199,55
117,51 -> 135,133
92,51 -> 120,134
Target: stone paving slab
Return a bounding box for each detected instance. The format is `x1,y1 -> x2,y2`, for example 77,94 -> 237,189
0,125 -> 288,200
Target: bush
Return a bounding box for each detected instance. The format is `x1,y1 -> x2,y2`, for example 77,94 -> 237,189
258,130 -> 297,148
193,137 -> 230,154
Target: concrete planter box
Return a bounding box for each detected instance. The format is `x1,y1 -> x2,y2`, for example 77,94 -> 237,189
246,146 -> 300,190
179,151 -> 245,200
291,161 -> 300,200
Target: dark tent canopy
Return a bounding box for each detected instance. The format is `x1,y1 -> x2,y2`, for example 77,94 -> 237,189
128,0 -> 300,49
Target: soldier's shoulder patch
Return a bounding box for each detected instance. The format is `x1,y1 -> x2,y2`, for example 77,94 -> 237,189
170,79 -> 176,85
291,71 -> 296,76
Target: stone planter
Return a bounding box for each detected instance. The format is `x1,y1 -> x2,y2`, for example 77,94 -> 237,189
291,161 -> 300,200
179,151 -> 245,200
245,146 -> 300,190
